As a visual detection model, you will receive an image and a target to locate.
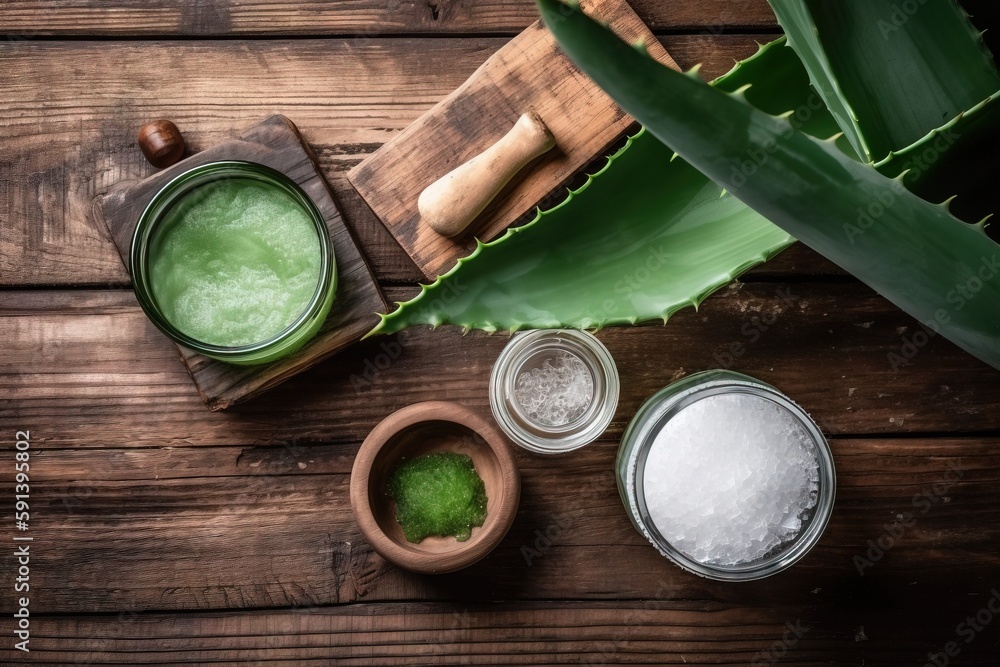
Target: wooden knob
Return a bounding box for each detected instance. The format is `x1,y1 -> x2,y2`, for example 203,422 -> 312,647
138,119 -> 185,168
418,112 -> 556,238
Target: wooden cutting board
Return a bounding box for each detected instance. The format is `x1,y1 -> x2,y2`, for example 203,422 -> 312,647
348,0 -> 676,281
93,115 -> 388,411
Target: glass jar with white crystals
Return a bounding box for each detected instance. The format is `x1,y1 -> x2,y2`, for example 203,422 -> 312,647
490,330 -> 619,454
616,370 -> 835,581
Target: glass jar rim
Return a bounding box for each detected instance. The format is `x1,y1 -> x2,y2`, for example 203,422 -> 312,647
620,370 -> 836,581
490,329 -> 620,454
129,160 -> 336,358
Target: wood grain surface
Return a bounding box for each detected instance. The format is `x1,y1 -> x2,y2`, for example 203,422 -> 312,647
0,0 -> 778,35
3,1 -> 1000,664
349,0 -> 678,279
6,600 -> 997,666
95,115 -> 388,410
4,283 -> 998,448
0,34 -> 788,288
0,431 -> 994,611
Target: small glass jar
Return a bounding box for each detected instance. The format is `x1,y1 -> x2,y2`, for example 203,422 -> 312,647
617,370 -> 835,581
130,161 -> 336,365
490,330 -> 619,454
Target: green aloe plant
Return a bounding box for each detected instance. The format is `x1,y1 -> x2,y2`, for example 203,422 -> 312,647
769,0 -> 998,163
373,0 -> 1000,372
371,36 -> 837,335
532,0 -> 1000,368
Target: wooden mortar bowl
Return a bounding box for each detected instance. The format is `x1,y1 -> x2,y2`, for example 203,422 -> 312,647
350,401 -> 521,574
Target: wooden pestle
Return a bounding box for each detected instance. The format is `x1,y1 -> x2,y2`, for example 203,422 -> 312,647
418,112 -> 556,238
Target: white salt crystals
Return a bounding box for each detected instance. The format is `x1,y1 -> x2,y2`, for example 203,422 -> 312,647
642,393 -> 820,566
514,350 -> 594,426
491,330 -> 620,454
616,370 -> 835,580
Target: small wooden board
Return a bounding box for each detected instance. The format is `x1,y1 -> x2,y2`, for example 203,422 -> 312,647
348,0 -> 676,281
94,115 -> 388,411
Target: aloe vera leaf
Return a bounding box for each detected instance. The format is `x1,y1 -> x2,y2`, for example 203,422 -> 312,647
369,37 -> 836,336
769,0 -> 1000,163
538,0 -> 1000,368
369,135 -> 791,335
876,90 -> 1000,226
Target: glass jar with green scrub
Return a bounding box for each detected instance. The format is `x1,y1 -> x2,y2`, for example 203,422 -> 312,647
131,161 -> 336,365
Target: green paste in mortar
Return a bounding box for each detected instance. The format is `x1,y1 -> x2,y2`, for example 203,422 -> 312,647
388,452 -> 488,543
149,178 -> 321,347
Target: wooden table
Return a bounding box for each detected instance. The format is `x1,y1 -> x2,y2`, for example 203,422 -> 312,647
2,1 -> 1000,664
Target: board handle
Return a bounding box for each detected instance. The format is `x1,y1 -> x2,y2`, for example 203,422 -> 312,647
138,119 -> 186,169
418,112 -> 556,238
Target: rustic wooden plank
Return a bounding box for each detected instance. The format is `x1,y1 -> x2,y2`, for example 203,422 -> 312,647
0,0 -> 777,36
0,37 -> 490,287
95,114 -> 388,410
1,34 -> 848,289
4,598 -> 1000,666
2,282 -> 998,453
349,0 -> 677,280
1,4 -> 996,663
10,0 -> 992,39
0,435 -> 997,617
342,29 -> 840,277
